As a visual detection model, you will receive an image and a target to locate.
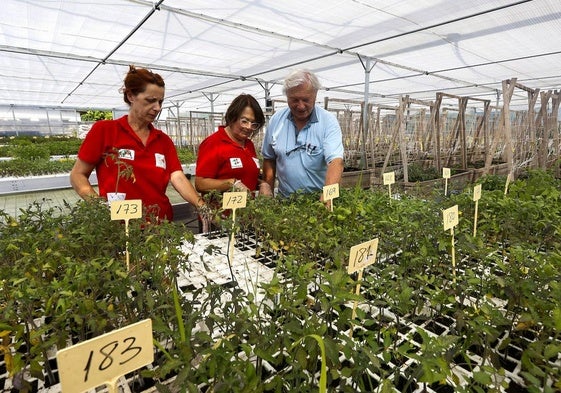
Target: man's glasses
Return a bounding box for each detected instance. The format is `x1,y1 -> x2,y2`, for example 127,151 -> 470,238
240,118 -> 261,130
286,143 -> 317,156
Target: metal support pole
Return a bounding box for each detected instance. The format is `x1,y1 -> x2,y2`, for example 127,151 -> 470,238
46,108 -> 52,135
202,92 -> 219,136
358,56 -> 376,169
258,80 -> 275,117
11,104 -> 18,136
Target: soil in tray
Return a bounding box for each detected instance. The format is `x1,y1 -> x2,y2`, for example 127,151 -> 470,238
234,234 -> 256,250
393,374 -> 418,393
42,358 -> 60,388
411,331 -> 423,345
500,344 -> 523,361
428,381 -> 455,392
425,320 -> 447,335
202,231 -> 225,240
253,255 -> 276,269
467,381 -> 529,393
358,372 -> 380,392
127,372 -> 157,393
234,242 -> 252,251
506,381 -> 528,393
500,356 -> 519,373
180,283 -> 198,292
453,353 -> 479,372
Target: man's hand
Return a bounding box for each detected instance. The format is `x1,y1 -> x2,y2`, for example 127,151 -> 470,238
258,182 -> 273,197
319,194 -> 333,210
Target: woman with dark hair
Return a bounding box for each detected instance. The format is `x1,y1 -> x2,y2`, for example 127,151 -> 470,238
70,65 -> 204,222
195,94 -> 265,195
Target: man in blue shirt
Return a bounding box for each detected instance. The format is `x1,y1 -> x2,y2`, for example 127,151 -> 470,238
260,69 -> 344,199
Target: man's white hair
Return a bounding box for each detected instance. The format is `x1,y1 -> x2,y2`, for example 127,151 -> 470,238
283,69 -> 321,94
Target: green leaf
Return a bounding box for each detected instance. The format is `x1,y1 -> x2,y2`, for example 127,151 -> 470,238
553,307 -> 561,331
544,343 -> 561,360
254,347 -> 276,363
472,370 -> 492,385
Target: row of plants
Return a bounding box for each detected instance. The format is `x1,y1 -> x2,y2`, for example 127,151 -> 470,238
0,136 -> 83,158
0,136 -> 82,177
1,170 -> 560,392
0,135 -> 197,177
231,170 -> 561,392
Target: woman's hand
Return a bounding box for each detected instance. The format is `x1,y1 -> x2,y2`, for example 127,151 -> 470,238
232,179 -> 250,192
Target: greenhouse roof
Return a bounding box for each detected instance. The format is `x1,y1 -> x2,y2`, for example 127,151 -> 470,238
1,0 -> 561,114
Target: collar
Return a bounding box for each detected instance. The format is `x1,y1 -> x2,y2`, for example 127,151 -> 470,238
218,125 -> 245,148
118,115 -> 157,133
287,106 -> 319,126
118,115 -> 159,144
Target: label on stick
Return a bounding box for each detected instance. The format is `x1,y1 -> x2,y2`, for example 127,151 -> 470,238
56,319 -> 154,393
383,171 -> 395,185
443,205 -> 459,231
222,191 -> 247,210
322,183 -> 340,201
348,238 -> 379,274
442,168 -> 451,179
111,199 -> 142,220
473,184 -> 482,201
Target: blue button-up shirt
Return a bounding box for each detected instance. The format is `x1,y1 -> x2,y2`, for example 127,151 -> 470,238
262,105 -> 344,197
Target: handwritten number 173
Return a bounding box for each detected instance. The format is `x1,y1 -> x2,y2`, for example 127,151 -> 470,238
115,203 -> 138,215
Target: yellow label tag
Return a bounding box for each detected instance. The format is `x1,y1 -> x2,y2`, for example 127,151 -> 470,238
473,184 -> 482,201
56,319 -> 154,393
383,171 -> 395,185
322,183 -> 340,201
443,205 -> 459,231
348,238 -> 379,274
222,191 -> 247,210
442,167 -> 451,179
110,199 -> 142,220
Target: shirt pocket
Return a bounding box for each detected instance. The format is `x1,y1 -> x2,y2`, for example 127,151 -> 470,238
301,146 -> 324,171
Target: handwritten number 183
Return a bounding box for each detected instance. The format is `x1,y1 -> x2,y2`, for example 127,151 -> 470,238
83,337 -> 142,382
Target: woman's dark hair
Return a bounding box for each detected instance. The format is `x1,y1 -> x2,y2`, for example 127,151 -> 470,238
122,65 -> 165,105
224,94 -> 265,135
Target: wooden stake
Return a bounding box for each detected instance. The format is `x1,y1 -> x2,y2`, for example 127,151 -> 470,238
451,226 -> 456,284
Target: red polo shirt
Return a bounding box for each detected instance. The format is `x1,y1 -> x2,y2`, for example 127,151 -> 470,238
196,126 -> 260,191
78,115 -> 183,221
